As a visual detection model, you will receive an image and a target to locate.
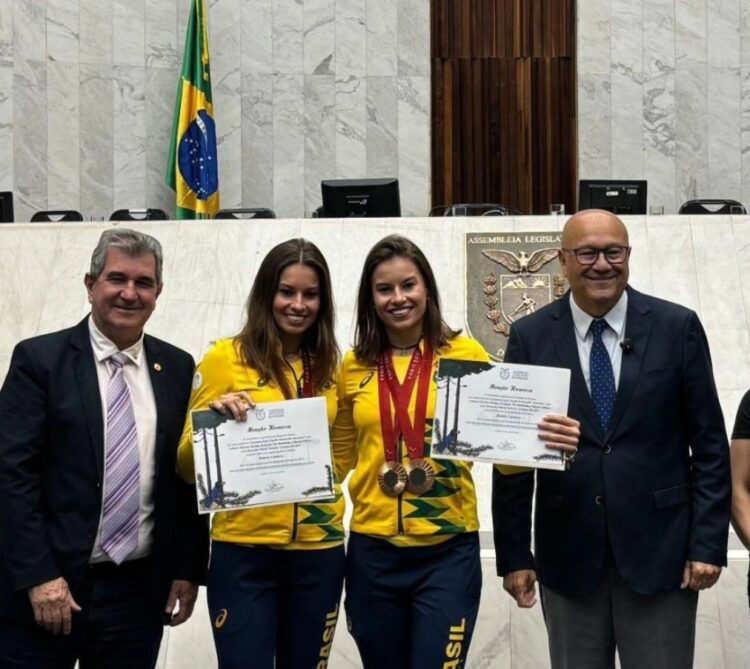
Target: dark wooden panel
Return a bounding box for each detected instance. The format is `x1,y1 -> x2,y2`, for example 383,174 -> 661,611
431,0 -> 576,215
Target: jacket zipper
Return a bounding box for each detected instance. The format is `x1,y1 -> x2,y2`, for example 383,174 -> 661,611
291,503 -> 299,541
397,436 -> 404,535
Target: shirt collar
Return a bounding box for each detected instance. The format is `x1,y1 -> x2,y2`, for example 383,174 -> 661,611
88,316 -> 144,367
570,290 -> 628,342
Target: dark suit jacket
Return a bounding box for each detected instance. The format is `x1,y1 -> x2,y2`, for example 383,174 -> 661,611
492,288 -> 731,596
0,317 -> 209,625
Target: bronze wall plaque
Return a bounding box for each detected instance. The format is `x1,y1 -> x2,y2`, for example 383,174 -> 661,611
465,232 -> 568,360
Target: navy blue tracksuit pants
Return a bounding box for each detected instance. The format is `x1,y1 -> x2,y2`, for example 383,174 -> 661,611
208,541 -> 345,669
345,531 -> 482,669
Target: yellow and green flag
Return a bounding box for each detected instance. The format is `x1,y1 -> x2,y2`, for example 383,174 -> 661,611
166,0 -> 220,219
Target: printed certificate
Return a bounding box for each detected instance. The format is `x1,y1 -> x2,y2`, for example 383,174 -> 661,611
431,359 -> 571,471
190,396 -> 335,513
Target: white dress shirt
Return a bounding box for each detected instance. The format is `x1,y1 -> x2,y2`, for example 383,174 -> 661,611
569,291 -> 628,392
88,318 -> 157,563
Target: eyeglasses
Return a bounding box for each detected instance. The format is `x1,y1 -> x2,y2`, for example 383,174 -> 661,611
562,246 -> 630,265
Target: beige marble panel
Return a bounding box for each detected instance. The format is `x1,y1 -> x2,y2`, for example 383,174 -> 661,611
397,76 -> 430,217
332,218 -> 388,318
211,219 -> 262,306
643,216 -> 700,311
112,0 -> 144,67
163,590 -> 217,668
695,586 -> 725,669
47,60 -> 81,210
467,562 -> 512,668
0,65 -> 13,192
717,559 -> 750,669
623,216 -> 654,294
510,595 -> 551,669
160,221 -> 221,305
112,66 -> 147,210
691,218 -> 750,391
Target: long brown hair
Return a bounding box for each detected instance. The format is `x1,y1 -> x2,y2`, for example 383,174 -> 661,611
235,239 -> 339,397
353,234 -> 459,365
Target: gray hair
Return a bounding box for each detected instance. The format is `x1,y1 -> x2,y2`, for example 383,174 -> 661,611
89,228 -> 164,285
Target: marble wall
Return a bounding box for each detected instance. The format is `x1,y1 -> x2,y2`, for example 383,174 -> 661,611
8,0 -> 750,222
0,0 -> 430,222
577,0 -> 750,214
1,215 -> 749,667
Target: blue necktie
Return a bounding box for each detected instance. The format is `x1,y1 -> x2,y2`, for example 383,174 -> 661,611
589,319 -> 616,431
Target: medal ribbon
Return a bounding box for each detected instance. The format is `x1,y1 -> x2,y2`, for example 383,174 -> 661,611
300,350 -> 313,398
377,341 -> 434,462
282,350 -> 314,400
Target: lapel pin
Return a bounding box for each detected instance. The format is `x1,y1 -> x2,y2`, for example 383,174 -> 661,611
153,363 -> 162,372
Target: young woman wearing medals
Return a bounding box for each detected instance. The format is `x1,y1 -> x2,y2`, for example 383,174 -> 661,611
332,235 -> 579,668
176,239 -> 345,669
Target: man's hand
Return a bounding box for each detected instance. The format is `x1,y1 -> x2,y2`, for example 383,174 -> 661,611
503,569 -> 538,608
28,577 -> 81,635
538,414 -> 580,454
164,579 -> 199,626
681,561 -> 722,591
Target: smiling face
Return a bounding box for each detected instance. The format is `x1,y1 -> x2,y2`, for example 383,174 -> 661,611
371,256 -> 428,346
559,209 -> 630,317
272,263 -> 321,351
84,248 -> 162,350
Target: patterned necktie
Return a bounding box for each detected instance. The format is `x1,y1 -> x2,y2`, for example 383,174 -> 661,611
100,353 -> 140,564
589,319 -> 616,431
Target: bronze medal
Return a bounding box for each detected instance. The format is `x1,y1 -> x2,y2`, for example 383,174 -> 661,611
377,342 -> 435,498
405,458 -> 435,494
378,461 -> 408,497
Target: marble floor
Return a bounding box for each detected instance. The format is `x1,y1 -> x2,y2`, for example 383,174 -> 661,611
157,553 -> 750,668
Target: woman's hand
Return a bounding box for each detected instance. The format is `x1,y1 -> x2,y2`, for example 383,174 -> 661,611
208,391 -> 256,421
538,414 -> 580,454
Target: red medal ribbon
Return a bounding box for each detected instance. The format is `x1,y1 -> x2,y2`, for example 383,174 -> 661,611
300,349 -> 313,398
377,341 -> 434,462
282,350 -> 314,400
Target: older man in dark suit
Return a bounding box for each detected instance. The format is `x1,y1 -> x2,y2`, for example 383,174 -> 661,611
0,228 -> 208,668
493,210 -> 731,668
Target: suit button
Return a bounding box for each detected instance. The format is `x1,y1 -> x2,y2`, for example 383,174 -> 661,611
603,444 -> 612,454
595,495 -> 605,506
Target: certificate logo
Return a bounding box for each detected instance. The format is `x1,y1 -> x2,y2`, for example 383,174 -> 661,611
499,367 -> 511,380
254,408 -> 266,421
465,232 -> 568,360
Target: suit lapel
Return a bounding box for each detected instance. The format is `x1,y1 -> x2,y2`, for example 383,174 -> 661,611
71,318 -> 105,478
606,289 -> 653,438
550,296 -> 603,440
145,335 -> 167,482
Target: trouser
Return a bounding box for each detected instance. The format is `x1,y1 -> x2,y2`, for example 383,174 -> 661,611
0,558 -> 163,669
540,554 -> 698,669
207,541 -> 345,669
345,531 -> 482,669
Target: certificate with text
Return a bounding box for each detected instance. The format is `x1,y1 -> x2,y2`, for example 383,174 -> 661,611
190,397 -> 335,513
431,360 -> 571,471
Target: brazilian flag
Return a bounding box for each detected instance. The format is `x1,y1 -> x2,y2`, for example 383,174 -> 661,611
166,0 -> 220,219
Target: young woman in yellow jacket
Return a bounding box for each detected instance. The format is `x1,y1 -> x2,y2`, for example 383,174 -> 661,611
177,239 -> 344,669
332,235 -> 579,668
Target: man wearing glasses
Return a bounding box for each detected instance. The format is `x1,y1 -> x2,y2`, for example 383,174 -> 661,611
492,209 -> 730,669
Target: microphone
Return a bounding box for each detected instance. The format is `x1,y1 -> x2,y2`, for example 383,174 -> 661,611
620,339 -> 633,354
